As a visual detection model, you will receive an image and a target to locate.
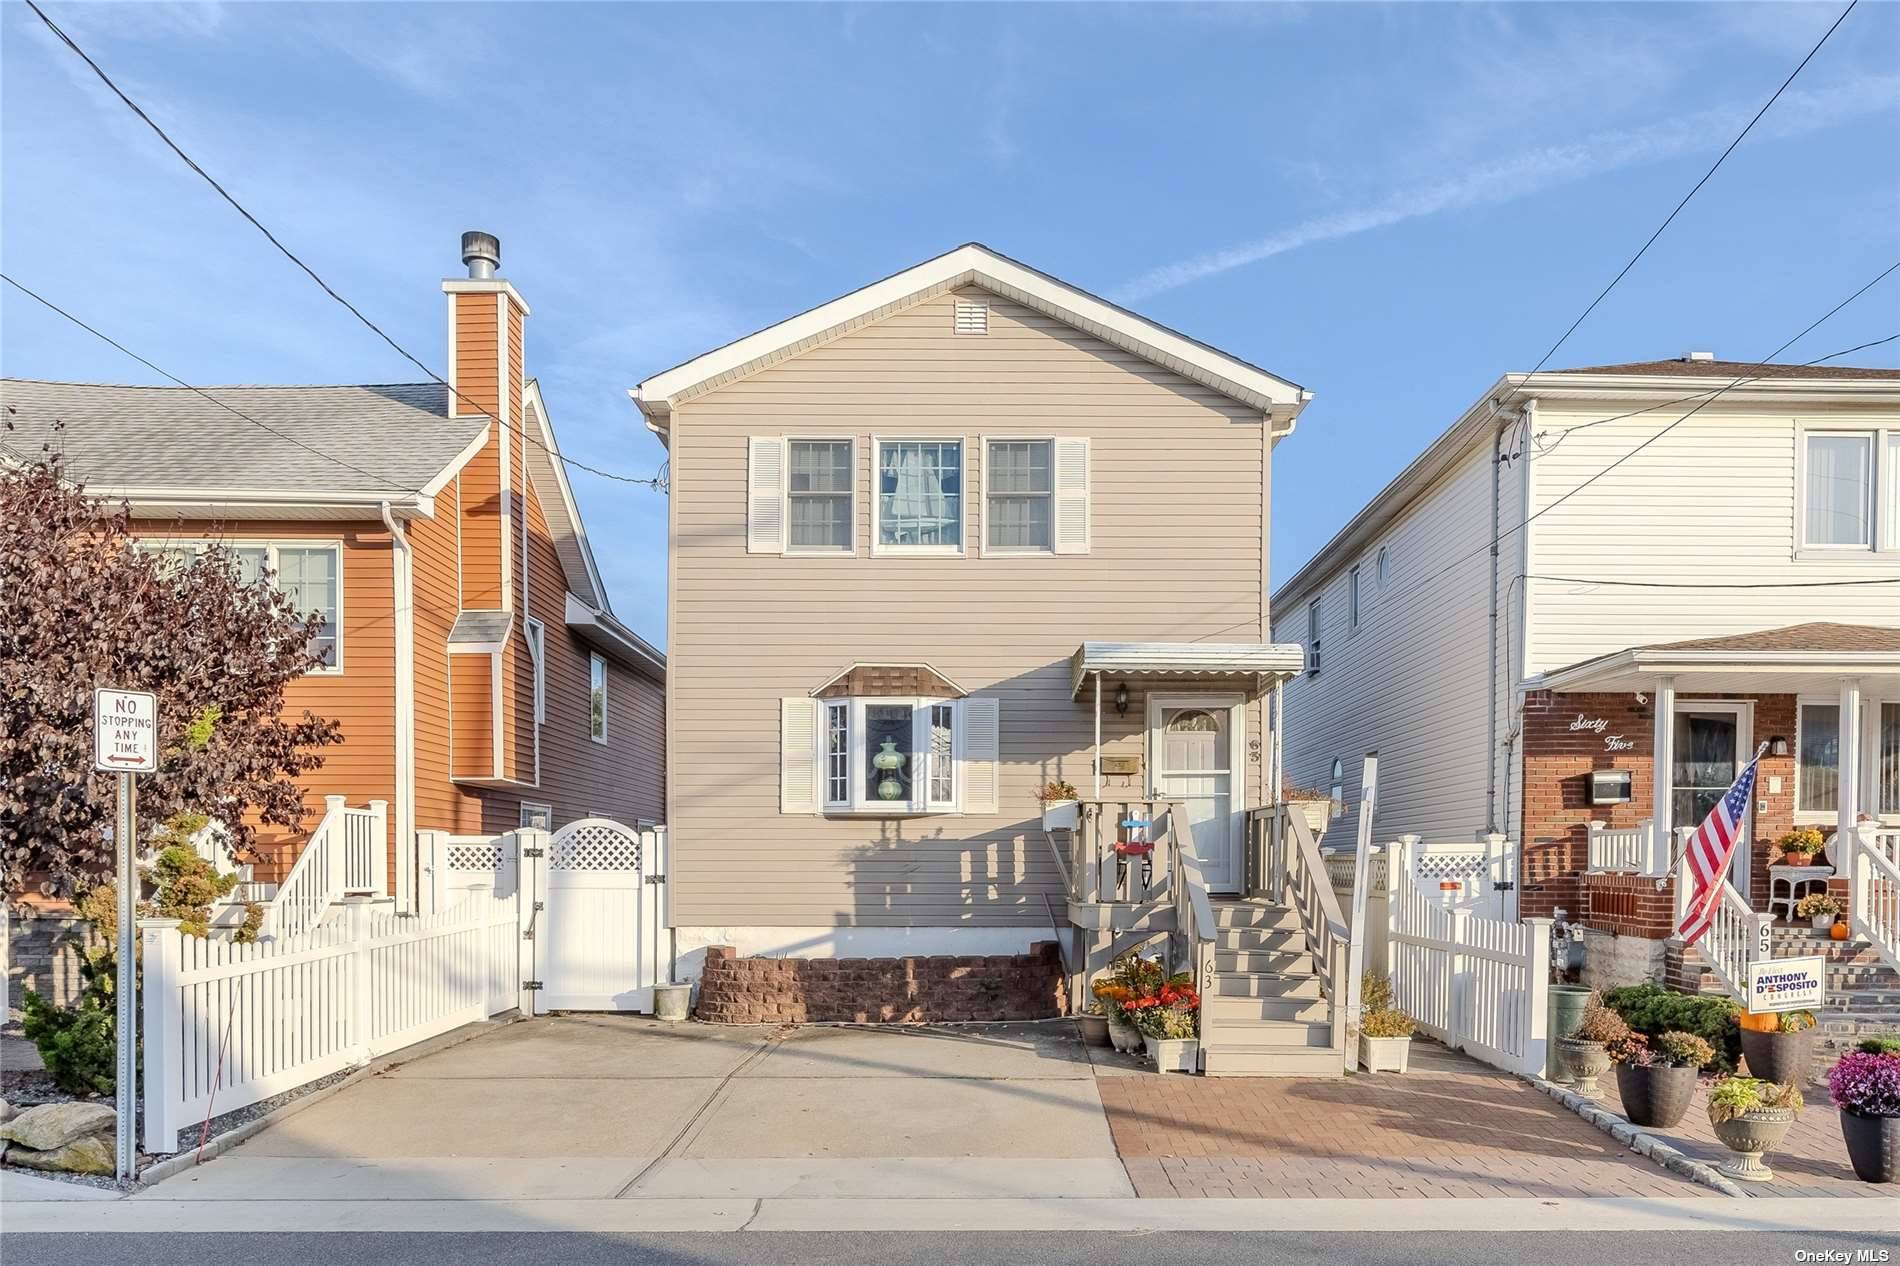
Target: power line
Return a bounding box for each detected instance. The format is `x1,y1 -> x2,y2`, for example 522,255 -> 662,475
24,0 -> 665,493
1516,0 -> 1860,381
3,271 -> 424,494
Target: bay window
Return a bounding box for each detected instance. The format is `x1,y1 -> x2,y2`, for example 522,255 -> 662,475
819,696 -> 963,813
876,439 -> 962,552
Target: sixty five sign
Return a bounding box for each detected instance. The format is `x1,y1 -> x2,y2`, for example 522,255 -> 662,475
93,688 -> 158,774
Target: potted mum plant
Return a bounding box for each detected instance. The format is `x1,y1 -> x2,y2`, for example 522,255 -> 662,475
1707,1076 -> 1803,1182
1128,974 -> 1201,1073
1828,1036 -> 1900,1184
1358,971 -> 1415,1073
1609,1029 -> 1713,1128
1739,1008 -> 1817,1086
1038,781 -> 1081,833
1095,955 -> 1165,1054
1795,891 -> 1844,931
1556,997 -> 1628,1097
1771,827 -> 1825,869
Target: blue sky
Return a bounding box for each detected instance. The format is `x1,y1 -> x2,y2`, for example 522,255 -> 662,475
4,2 -> 1897,647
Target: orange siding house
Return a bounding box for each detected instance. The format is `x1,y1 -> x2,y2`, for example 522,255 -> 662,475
2,232 -> 664,906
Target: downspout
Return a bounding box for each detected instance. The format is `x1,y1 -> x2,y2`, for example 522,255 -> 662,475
1483,405 -> 1508,835
380,501 -> 417,912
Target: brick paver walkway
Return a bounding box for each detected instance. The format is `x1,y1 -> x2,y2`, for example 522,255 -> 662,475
1095,1040 -> 1714,1199
1597,1074 -> 1882,1197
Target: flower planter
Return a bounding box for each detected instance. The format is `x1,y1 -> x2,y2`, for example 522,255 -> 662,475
1810,914 -> 1835,930
1040,800 -> 1080,833
1557,1038 -> 1612,1097
1288,800 -> 1330,841
1839,1109 -> 1900,1184
1076,1013 -> 1110,1048
1107,1018 -> 1142,1053
1711,1107 -> 1797,1182
1144,1034 -> 1200,1074
1781,853 -> 1812,868
652,982 -> 692,1023
1359,1034 -> 1411,1074
1614,1062 -> 1699,1129
1740,1028 -> 1816,1086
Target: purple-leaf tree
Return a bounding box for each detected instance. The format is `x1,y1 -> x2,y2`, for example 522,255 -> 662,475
1,452 -> 343,897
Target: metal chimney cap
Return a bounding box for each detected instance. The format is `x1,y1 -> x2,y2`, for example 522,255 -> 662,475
461,231 -> 501,279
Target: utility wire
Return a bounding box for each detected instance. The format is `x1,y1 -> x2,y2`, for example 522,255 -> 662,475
24,0 -> 665,493
3,272 -> 424,494
1515,0 -> 1860,381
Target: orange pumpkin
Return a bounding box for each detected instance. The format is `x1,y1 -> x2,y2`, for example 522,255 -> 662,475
1739,1009 -> 1781,1033
1830,920 -> 1850,941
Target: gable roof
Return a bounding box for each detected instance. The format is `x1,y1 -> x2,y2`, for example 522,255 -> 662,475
520,379 -> 608,611
0,378 -> 488,517
1645,622 -> 1900,655
631,243 -> 1311,433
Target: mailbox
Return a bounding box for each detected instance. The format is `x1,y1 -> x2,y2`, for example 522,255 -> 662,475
1588,769 -> 1633,805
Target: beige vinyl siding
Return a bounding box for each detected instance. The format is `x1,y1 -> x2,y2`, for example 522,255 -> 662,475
1524,401 -> 1900,675
670,287 -> 1269,927
1270,435 -> 1514,845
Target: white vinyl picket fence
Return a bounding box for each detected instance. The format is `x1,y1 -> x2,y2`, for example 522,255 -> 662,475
1384,836 -> 1552,1078
141,865 -> 523,1154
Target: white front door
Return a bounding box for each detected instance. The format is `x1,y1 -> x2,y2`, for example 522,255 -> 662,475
1671,702 -> 1753,898
1150,696 -> 1241,892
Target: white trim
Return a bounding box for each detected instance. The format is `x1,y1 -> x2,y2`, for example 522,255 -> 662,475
420,423 -> 496,499
589,652 -> 609,745
441,276 -> 532,316
136,537 -> 346,674
379,503 -> 416,912
524,616 -> 547,726
446,290 -> 460,418
563,591 -> 666,677
822,695 -> 963,816
1670,698 -> 1754,897
1145,690 -> 1246,893
870,436 -> 966,556
521,380 -> 609,608
1795,423 -> 1890,559
783,435 -> 858,557
107,490 -> 434,517
632,243 -> 1308,421
497,292 -> 514,612
981,436 -> 1058,556
489,651 -> 504,778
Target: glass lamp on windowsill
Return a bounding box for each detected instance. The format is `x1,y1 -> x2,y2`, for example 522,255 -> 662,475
874,738 -> 908,801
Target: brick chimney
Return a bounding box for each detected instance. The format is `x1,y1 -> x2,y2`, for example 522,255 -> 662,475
443,231 -> 530,609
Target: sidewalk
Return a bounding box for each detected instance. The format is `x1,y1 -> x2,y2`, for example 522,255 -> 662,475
1596,1072 -> 1877,1197
1095,1040 -> 1715,1199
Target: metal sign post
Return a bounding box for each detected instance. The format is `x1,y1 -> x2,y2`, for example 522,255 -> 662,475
94,688 -> 157,1186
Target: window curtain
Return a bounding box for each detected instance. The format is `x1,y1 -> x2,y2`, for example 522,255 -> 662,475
1882,702 -> 1899,816
1806,434 -> 1872,546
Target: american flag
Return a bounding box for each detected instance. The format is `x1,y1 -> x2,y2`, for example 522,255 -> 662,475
1676,743 -> 1767,945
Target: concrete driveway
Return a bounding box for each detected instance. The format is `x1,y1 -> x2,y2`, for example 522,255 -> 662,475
145,1017 -> 1133,1203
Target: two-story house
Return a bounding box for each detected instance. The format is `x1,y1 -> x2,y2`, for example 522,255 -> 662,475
3,233 -> 664,987
1272,355 -> 1900,992
634,245 -> 1341,1069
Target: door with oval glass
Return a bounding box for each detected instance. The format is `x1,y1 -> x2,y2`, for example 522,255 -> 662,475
1148,695 -> 1241,892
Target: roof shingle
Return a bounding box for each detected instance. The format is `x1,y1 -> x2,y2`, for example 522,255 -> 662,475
1645,622 -> 1900,655
1557,359 -> 1900,381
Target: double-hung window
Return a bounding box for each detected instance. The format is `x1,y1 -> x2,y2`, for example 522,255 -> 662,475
818,697 -> 962,813
787,439 -> 854,553
986,440 -> 1052,551
1801,428 -> 1894,553
876,439 -> 962,552
137,539 -> 341,670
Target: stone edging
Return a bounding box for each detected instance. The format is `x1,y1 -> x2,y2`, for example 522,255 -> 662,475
1519,1073 -> 1747,1198
137,1011 -> 523,1189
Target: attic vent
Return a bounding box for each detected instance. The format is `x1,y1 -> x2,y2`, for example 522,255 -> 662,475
1686,350 -> 1716,362
954,299 -> 989,335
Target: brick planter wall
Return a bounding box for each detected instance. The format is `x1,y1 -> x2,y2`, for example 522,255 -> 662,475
1579,871 -> 1677,938
694,942 -> 1068,1025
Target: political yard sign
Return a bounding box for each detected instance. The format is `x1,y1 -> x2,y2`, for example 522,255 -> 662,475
1746,956 -> 1826,1014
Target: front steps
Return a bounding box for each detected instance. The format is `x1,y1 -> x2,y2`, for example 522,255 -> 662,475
1199,899 -> 1343,1077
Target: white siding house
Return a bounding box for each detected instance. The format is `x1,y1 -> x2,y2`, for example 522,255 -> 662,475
1272,357 -> 1900,929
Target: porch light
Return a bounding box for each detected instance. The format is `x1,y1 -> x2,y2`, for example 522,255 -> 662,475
1769,735 -> 1790,757
1114,682 -> 1129,716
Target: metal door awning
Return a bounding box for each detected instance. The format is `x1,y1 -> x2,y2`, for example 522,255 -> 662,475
1070,642 -> 1306,697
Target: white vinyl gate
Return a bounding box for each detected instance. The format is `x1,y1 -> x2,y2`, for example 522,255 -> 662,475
421,818 -> 668,1015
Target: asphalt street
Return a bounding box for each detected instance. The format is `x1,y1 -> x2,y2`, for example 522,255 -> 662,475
7,1231 -> 1898,1266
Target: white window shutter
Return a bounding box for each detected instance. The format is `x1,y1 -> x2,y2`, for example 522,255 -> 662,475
780,698 -> 820,813
1052,437 -> 1090,555
959,696 -> 1001,814
748,437 -> 786,554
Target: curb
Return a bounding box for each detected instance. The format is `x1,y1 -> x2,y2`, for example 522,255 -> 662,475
1520,1073 -> 1747,1198
137,1011 -> 523,1189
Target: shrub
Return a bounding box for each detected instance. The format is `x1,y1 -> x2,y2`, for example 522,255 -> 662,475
20,989 -> 117,1096
1828,1049 -> 1900,1117
1361,971 -> 1394,1013
1856,1036 -> 1900,1057
1656,1030 -> 1716,1068
1573,998 -> 1630,1045
1036,781 -> 1079,803
1604,983 -> 1742,1073
1362,1007 -> 1414,1039
1708,1076 -> 1802,1124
